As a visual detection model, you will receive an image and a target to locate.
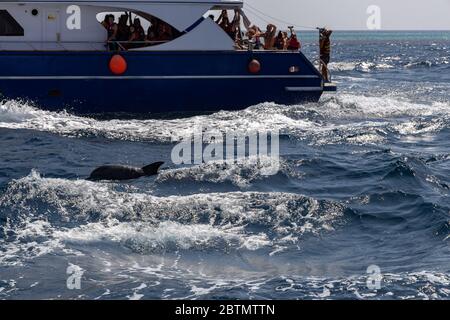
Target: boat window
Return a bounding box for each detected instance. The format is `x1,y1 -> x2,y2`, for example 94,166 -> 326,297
0,10 -> 24,36
96,12 -> 181,50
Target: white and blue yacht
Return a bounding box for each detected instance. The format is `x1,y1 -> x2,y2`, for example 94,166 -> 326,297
0,0 -> 336,114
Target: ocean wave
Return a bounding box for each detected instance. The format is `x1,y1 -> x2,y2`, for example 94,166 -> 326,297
156,156 -> 301,188
318,94 -> 450,119
153,270 -> 450,299
369,155 -> 450,196
405,60 -> 434,69
0,94 -> 448,145
1,263 -> 449,300
403,59 -> 449,69
391,118 -> 449,135
0,170 -> 348,265
0,99 -> 315,142
0,99 -> 198,142
328,57 -> 450,74
383,160 -> 417,180
1,266 -> 449,299
328,61 -> 394,72
55,221 -> 272,254
258,271 -> 450,300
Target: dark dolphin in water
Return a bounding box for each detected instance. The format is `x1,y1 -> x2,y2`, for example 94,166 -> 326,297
88,162 -> 164,181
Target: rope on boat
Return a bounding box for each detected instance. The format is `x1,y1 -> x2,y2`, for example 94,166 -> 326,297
245,3 -> 318,30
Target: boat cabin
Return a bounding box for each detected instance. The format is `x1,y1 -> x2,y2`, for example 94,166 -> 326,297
0,0 -> 243,51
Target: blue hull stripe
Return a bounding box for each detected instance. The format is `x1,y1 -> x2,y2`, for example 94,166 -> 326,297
285,86 -> 323,92
0,75 -> 320,80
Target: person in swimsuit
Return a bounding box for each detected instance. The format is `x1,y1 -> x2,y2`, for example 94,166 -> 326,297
319,28 -> 333,81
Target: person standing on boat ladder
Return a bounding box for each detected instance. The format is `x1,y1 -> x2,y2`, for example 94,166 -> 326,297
319,28 -> 333,82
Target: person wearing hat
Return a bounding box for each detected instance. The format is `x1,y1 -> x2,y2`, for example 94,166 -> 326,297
319,28 -> 333,81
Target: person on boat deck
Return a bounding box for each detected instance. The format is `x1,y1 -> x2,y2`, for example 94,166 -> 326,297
155,23 -> 173,42
247,25 -> 263,50
129,18 -> 146,42
215,10 -> 242,43
229,10 -> 243,44
147,17 -> 160,42
319,28 -> 333,81
126,18 -> 146,49
274,31 -> 288,50
262,24 -> 277,50
116,15 -> 130,43
216,10 -> 231,33
102,15 -> 118,51
287,27 -> 301,51
101,15 -> 109,29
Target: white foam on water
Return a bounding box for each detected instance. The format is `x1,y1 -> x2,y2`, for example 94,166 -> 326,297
2,171 -> 347,232
345,133 -> 384,144
54,220 -> 272,253
392,118 -> 448,135
268,271 -> 450,300
0,219 -> 65,266
0,99 -> 314,142
1,94 -> 448,145
328,61 -> 359,72
126,283 -> 147,300
328,61 -> 394,72
0,170 -> 347,265
157,156 -> 295,188
405,60 -> 433,69
318,94 -> 450,119
174,271 -> 450,300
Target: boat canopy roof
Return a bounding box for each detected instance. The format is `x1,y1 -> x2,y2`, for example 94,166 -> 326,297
1,0 -> 243,7
0,0 -> 241,50
2,0 -> 244,31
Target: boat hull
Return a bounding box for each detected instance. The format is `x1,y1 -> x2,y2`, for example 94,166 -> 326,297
0,50 -> 324,114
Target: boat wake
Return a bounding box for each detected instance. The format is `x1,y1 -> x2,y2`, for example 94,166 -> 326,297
0,94 -> 448,146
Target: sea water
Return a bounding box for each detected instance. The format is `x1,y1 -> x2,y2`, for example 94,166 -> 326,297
0,31 -> 449,299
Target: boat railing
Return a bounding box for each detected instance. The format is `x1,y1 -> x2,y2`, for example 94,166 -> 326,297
0,40 -> 170,51
107,40 -> 170,51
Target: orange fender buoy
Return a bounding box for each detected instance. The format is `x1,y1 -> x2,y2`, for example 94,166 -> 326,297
109,54 -> 127,75
248,59 -> 261,74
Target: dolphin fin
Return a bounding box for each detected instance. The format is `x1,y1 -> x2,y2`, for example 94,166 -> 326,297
142,162 -> 164,176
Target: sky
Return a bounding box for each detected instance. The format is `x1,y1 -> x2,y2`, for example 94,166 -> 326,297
243,0 -> 450,30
